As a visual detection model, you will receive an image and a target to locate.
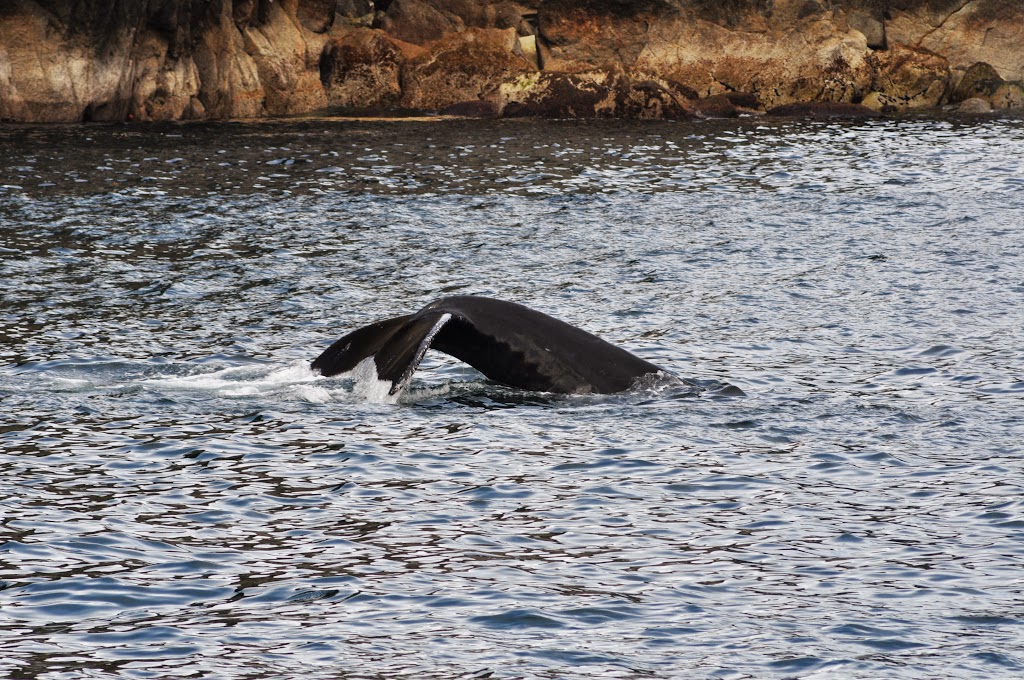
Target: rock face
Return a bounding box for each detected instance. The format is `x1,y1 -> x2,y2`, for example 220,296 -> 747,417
319,29 -> 407,112
947,59 -> 1024,111
862,44 -> 952,112
400,28 -> 534,111
501,70 -> 697,119
0,0 -> 1022,122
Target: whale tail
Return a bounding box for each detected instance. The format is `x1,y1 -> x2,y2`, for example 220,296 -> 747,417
312,296 -> 666,395
311,312 -> 451,394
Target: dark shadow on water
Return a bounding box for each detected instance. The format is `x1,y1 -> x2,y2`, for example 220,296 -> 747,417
407,374 -> 738,409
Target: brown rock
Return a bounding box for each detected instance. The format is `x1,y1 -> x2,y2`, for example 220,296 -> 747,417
190,4 -> 266,119
336,0 -> 376,26
691,95 -> 738,118
956,97 -> 993,114
948,60 -> 1024,110
434,0 -> 532,31
518,34 -> 539,69
297,0 -> 339,33
501,71 -> 615,118
847,10 -> 886,50
440,100 -> 502,116
232,0 -> 274,29
665,79 -> 700,102
130,32 -> 205,121
0,3 -> 138,122
320,29 -> 406,111
0,0 -> 1022,122
766,101 -> 883,119
886,0 -> 1024,83
539,0 -> 874,109
991,82 -> 1024,109
612,75 -> 697,120
378,0 -> 534,44
720,91 -> 762,110
378,0 -> 464,45
241,2 -> 328,116
865,44 -> 952,111
538,0 -> 681,70
859,92 -> 895,114
501,69 -> 695,119
952,62 -> 1004,103
400,28 -> 533,112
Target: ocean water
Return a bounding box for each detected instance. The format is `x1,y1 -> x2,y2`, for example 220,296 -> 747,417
1,113 -> 1023,679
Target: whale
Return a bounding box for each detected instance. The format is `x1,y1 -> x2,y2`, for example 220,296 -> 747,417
311,296 -> 667,395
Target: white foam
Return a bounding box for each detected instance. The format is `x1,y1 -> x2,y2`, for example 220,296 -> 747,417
289,384 -> 336,403
47,377 -> 97,392
349,356 -> 400,404
321,313 -> 454,404
135,356 -> 412,404
142,360 -> 325,400
144,365 -> 260,391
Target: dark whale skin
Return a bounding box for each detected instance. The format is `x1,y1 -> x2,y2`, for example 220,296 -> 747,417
311,296 -> 664,395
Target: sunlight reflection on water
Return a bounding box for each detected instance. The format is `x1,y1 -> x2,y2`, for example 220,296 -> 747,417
1,114 -> 1023,678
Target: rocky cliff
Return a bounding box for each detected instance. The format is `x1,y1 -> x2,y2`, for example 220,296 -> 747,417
1,0 -> 1021,122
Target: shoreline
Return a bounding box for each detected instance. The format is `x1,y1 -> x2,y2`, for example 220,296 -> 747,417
4,104 -> 1022,128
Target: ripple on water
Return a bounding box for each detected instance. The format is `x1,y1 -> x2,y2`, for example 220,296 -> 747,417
2,114 -> 1024,678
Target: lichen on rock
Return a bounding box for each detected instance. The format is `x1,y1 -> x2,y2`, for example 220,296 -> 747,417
949,61 -> 1024,110
400,27 -> 534,111
320,29 -> 407,112
862,44 -> 952,111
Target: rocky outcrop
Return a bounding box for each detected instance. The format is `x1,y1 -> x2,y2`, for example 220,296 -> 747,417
885,0 -> 1024,84
319,28 -> 408,112
400,27 -> 533,111
861,44 -> 952,112
380,0 -> 532,44
947,59 -> 1024,111
0,0 -> 1022,122
536,0 -> 1023,111
501,69 -> 697,119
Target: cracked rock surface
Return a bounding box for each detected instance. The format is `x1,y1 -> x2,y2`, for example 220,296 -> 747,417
0,0 -> 1020,121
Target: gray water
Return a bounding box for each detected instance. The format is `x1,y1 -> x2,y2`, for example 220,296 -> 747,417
1,114 -> 1023,679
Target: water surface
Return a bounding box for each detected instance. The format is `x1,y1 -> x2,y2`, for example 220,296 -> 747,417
1,113 -> 1023,678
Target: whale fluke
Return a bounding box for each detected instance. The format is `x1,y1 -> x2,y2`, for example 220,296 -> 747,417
311,296 -> 666,395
